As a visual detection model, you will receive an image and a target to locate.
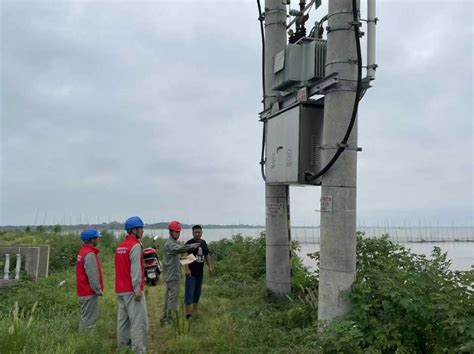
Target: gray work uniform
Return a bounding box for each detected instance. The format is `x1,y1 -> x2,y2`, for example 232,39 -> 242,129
161,237 -> 195,321
117,243 -> 149,354
78,252 -> 102,330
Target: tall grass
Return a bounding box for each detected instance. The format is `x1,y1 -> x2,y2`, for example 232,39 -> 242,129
0,230 -> 472,352
0,301 -> 37,353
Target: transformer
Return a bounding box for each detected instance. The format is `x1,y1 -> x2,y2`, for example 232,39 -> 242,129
273,39 -> 327,91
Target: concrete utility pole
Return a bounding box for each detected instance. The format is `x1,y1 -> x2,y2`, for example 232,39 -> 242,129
264,0 -> 292,295
318,0 -> 359,321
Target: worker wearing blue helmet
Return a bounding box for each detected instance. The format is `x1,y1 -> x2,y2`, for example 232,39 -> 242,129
76,227 -> 104,330
115,216 -> 149,353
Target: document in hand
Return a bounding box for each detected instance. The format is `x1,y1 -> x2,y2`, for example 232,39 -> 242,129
179,253 -> 196,265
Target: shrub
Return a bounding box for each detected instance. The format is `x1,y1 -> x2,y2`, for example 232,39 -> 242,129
348,235 -> 474,352
300,234 -> 473,352
210,233 -> 266,280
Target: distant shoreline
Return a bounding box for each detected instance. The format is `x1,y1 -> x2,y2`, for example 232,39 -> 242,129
1,224 -> 473,231
0,223 -> 266,231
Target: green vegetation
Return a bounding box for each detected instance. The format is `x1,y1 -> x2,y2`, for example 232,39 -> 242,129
0,231 -> 472,353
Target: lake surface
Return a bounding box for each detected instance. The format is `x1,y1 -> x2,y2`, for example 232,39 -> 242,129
116,227 -> 474,272
299,242 -> 474,272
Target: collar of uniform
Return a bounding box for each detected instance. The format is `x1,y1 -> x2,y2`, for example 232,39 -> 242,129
82,243 -> 100,254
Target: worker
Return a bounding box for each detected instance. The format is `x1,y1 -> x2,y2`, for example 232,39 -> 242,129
160,220 -> 198,325
115,216 -> 149,353
76,227 -> 104,330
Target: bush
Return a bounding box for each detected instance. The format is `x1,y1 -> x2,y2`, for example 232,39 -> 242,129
299,234 -> 474,352
210,233 -> 266,280
348,235 -> 474,352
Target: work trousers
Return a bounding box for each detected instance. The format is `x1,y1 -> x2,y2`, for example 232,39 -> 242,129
161,280 -> 180,321
117,293 -> 149,354
78,295 -> 99,330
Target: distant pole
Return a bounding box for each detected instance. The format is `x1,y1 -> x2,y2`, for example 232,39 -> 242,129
3,254 -> 10,280
15,254 -> 21,280
318,0 -> 359,321
264,0 -> 292,294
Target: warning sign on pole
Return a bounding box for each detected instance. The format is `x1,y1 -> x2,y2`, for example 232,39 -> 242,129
320,196 -> 333,212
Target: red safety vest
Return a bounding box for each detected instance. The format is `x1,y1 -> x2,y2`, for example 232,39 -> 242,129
76,244 -> 104,297
115,235 -> 145,293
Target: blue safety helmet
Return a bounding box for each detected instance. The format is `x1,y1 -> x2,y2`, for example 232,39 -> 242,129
124,216 -> 144,232
80,227 -> 101,241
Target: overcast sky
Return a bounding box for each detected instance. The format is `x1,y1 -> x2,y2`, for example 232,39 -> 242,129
1,0 -> 472,227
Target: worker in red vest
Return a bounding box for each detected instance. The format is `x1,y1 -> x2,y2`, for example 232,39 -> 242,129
115,216 -> 148,354
76,227 -> 104,330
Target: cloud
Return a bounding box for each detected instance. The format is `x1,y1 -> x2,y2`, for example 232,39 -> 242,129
1,0 -> 472,226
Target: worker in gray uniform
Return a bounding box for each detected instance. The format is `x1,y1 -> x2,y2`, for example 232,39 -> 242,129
76,227 -> 104,330
160,220 -> 199,325
115,216 -> 149,354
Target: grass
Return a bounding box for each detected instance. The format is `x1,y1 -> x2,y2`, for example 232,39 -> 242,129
1,231 -> 473,353
0,232 -> 305,353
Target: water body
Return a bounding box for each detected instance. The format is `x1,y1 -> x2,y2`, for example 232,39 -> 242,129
299,242 -> 473,272
136,227 -> 474,272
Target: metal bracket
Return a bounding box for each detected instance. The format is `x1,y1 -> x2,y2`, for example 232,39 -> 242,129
366,63 -> 378,70
326,25 -> 353,33
307,72 -> 339,96
325,59 -> 358,66
264,9 -> 288,26
318,143 -> 362,152
361,17 -> 379,24
349,20 -> 362,27
326,11 -> 353,20
322,78 -> 358,93
264,9 -> 287,16
326,20 -> 361,34
259,73 -> 339,120
258,70 -> 374,120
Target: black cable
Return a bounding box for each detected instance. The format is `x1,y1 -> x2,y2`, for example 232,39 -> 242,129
260,121 -> 267,182
305,0 -> 362,181
257,0 -> 265,101
256,0 -> 267,181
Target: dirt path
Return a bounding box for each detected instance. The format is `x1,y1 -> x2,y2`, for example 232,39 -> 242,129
146,283 -> 173,353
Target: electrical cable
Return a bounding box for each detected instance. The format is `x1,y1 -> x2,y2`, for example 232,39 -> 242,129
256,0 -> 267,181
308,14 -> 328,39
305,0 -> 362,181
257,0 -> 265,102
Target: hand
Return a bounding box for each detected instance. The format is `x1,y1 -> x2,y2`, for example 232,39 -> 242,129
97,290 -> 104,296
133,290 -> 142,301
192,243 -> 199,249
208,267 -> 213,277
185,269 -> 192,277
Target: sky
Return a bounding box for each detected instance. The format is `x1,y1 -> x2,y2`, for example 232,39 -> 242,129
1,0 -> 472,227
